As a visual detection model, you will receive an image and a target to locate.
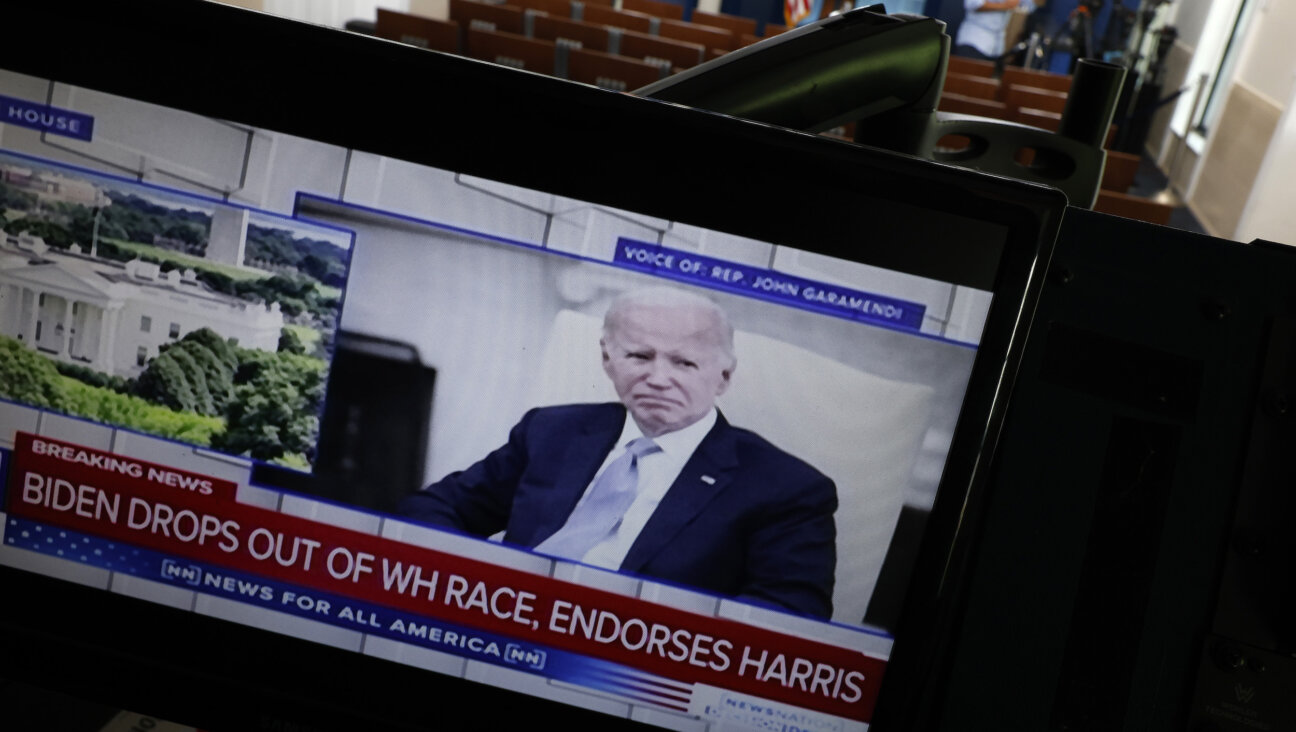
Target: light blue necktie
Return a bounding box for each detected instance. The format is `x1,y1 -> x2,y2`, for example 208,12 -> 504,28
534,436 -> 662,561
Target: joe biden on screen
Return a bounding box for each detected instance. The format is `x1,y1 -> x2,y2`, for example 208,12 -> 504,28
398,286 -> 838,619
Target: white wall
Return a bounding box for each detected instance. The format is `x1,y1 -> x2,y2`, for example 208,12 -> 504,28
1233,0 -> 1296,244
1230,0 -> 1296,105
1167,1 -> 1212,49
1236,79 -> 1296,244
1149,0 -> 1296,245
1166,0 -> 1246,138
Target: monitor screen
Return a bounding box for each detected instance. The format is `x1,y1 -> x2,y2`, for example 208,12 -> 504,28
0,2 -> 1064,730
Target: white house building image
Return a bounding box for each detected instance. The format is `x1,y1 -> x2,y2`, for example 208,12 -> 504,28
0,233 -> 283,376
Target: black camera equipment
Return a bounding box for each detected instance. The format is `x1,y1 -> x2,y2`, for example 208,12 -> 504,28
639,6 -> 1125,206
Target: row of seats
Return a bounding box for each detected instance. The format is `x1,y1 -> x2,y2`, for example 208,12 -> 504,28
615,0 -> 789,46
378,5 -> 1166,224
938,59 -> 1170,224
375,2 -> 786,91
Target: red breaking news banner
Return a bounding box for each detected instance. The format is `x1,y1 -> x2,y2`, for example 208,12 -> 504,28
6,432 -> 886,721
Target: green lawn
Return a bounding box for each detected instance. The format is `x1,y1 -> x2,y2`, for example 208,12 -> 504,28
105,238 -> 272,281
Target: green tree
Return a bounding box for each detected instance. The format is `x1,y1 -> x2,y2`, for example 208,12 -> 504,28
95,239 -> 133,262
133,329 -> 241,417
66,206 -> 97,247
180,327 -> 240,371
0,335 -> 69,410
300,253 -> 331,282
97,219 -> 129,243
5,218 -> 74,249
163,221 -> 206,246
176,339 -> 235,411
165,346 -> 215,415
0,181 -> 37,211
214,351 -> 325,461
133,349 -> 198,412
278,327 -> 306,355
196,269 -> 238,296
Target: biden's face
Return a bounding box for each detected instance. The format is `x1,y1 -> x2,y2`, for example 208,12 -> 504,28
602,304 -> 733,438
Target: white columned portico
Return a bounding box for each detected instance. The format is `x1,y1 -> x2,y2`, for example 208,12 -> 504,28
60,296 -> 76,357
0,283 -> 20,335
22,286 -> 40,344
95,305 -> 122,374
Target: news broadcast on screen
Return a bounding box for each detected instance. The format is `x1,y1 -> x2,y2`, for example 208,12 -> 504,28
0,64 -> 1002,731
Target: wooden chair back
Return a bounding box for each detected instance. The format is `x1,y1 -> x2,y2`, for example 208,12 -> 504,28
375,9 -> 461,53
938,92 -> 1010,120
1001,66 -> 1071,95
621,0 -> 684,20
567,47 -> 663,90
947,55 -> 996,77
943,72 -> 1000,100
657,17 -> 736,53
450,0 -> 526,34
1094,190 -> 1174,225
1013,107 -> 1119,147
1003,84 -> 1069,114
1101,150 -> 1140,193
464,27 -> 556,73
512,0 -> 576,16
690,10 -> 757,36
618,28 -> 704,69
579,3 -> 654,32
532,14 -> 610,51
1013,106 -> 1062,131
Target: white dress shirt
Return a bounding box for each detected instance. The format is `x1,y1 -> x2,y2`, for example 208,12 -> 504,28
574,408 -> 718,570
956,0 -> 1033,58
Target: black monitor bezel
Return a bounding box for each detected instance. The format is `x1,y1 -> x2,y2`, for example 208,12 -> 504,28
0,1 -> 1065,729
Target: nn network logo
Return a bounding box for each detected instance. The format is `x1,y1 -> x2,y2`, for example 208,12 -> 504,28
1,95 -> 94,141
504,643 -> 546,670
161,558 -> 202,586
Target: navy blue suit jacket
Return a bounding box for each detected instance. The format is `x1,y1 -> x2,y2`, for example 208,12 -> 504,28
398,403 -> 837,619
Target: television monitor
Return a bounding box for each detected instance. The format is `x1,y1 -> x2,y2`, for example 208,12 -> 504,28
0,1 -> 1064,730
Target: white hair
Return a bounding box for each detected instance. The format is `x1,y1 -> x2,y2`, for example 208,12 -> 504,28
602,286 -> 736,368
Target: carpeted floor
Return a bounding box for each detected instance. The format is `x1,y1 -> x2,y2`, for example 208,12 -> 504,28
1125,153 -> 1208,236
